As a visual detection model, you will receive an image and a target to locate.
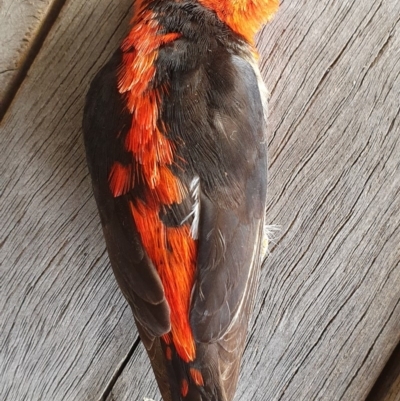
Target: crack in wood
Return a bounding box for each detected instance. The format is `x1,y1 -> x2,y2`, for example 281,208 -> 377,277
98,336 -> 141,401
0,0 -> 69,122
0,68 -> 17,75
366,341 -> 400,401
341,296 -> 400,399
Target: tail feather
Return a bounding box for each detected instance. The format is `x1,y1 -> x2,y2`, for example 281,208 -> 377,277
133,254 -> 259,401
136,319 -> 238,401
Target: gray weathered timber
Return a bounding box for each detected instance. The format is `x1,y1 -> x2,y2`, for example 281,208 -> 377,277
0,0 -> 56,114
1,1 -> 399,401
0,1 -> 137,400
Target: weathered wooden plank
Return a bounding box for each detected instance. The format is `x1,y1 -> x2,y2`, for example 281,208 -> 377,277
0,0 -> 59,117
1,0 -> 399,401
366,343 -> 400,401
0,1 -> 138,400
105,0 -> 400,400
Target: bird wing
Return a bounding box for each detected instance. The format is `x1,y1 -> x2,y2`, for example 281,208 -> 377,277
82,49 -> 171,338
159,45 -> 268,343
189,56 -> 267,342
161,49 -> 268,400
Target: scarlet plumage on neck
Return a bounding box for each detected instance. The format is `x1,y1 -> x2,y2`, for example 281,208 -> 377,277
198,0 -> 279,43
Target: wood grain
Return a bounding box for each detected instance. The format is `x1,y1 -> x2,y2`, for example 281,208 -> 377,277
0,0 -> 57,116
0,1 -> 137,400
0,0 -> 399,400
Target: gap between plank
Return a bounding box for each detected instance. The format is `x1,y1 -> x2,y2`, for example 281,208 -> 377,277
98,336 -> 142,401
0,0 -> 69,122
365,340 -> 400,401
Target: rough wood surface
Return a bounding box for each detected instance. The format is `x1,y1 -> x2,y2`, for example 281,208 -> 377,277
0,0 -> 59,115
0,0 -> 399,401
0,1 -> 137,400
366,343 -> 400,401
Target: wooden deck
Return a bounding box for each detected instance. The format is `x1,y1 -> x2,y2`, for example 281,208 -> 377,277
1,0 -> 399,400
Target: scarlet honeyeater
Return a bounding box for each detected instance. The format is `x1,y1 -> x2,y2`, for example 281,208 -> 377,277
83,0 -> 279,400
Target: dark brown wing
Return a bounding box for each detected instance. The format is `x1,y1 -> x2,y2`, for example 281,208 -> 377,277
191,198 -> 264,341
195,56 -> 267,400
158,45 -> 267,400
82,49 -> 170,338
160,48 -> 268,343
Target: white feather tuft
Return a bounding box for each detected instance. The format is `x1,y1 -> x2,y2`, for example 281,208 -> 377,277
181,175 -> 201,239
189,176 -> 201,239
261,224 -> 280,260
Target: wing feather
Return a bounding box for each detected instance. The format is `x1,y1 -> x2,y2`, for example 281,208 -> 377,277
183,54 -> 268,343
82,49 -> 170,337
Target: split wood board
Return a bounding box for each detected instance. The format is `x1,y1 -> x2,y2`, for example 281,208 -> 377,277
0,0 -> 60,114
